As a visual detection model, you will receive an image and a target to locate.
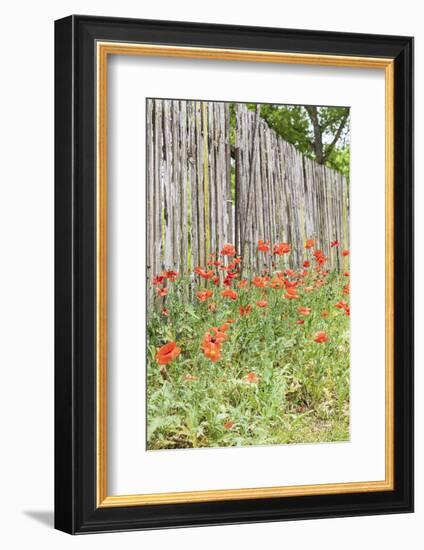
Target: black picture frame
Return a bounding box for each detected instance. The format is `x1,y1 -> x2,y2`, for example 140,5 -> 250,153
55,14 -> 414,534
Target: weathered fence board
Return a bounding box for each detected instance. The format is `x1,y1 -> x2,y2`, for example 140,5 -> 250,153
234,104 -> 349,272
146,99 -> 349,301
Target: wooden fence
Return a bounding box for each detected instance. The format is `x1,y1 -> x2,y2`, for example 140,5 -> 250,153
234,104 -> 349,272
146,99 -> 349,291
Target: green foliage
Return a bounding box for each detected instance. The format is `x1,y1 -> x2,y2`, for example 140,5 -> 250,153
254,103 -> 313,157
245,103 -> 350,179
147,263 -> 350,450
327,146 -> 350,180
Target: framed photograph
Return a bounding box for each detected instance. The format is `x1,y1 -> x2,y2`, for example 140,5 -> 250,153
54,15 -> 413,534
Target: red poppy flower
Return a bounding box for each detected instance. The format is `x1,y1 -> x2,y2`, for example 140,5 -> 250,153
335,299 -> 349,310
202,341 -> 222,362
212,275 -> 220,286
305,239 -> 315,249
314,331 -> 329,344
321,310 -> 329,318
344,271 -> 350,277
206,327 -> 228,344
163,269 -> 178,281
220,244 -> 236,256
343,284 -> 350,295
313,249 -> 327,266
156,287 -> 168,297
194,266 -> 214,279
252,276 -> 267,288
258,239 -> 270,252
196,289 -> 213,302
161,308 -> 169,316
244,372 -> 259,384
273,242 -> 292,255
155,341 -> 181,365
221,288 -> 238,300
284,287 -> 299,300
239,305 -> 252,316
330,240 -> 340,248
295,319 -> 305,325
152,275 -> 165,286
298,306 -> 311,316
342,249 -> 350,257
270,277 -> 284,289
303,260 -> 310,268
256,300 -> 268,308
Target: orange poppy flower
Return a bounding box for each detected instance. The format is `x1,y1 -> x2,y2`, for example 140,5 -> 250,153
313,249 -> 327,266
295,319 -> 305,325
284,287 -> 299,300
156,287 -> 168,297
238,279 -> 248,288
239,305 -> 252,316
244,372 -> 259,384
202,341 -> 222,362
314,331 -> 329,344
344,271 -> 350,277
258,239 -> 270,252
270,277 -> 284,290
155,341 -> 181,365
256,300 -> 268,308
161,307 -> 169,316
298,306 -> 311,316
221,288 -> 238,300
321,310 -> 329,318
152,274 -> 165,286
252,276 -> 267,288
335,299 -> 349,310
305,239 -> 315,249
220,244 -> 236,256
224,420 -> 235,430
203,328 -> 227,345
194,266 -> 213,279
273,242 -> 292,255
196,289 -> 213,302
163,269 -> 178,281
342,249 -> 350,257
343,284 -> 350,295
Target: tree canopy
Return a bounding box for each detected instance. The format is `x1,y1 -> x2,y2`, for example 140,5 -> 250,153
247,103 -> 350,179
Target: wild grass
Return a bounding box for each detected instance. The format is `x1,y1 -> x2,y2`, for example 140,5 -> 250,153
147,248 -> 350,450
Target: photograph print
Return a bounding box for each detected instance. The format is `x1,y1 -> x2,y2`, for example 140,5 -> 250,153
146,99 -> 350,451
